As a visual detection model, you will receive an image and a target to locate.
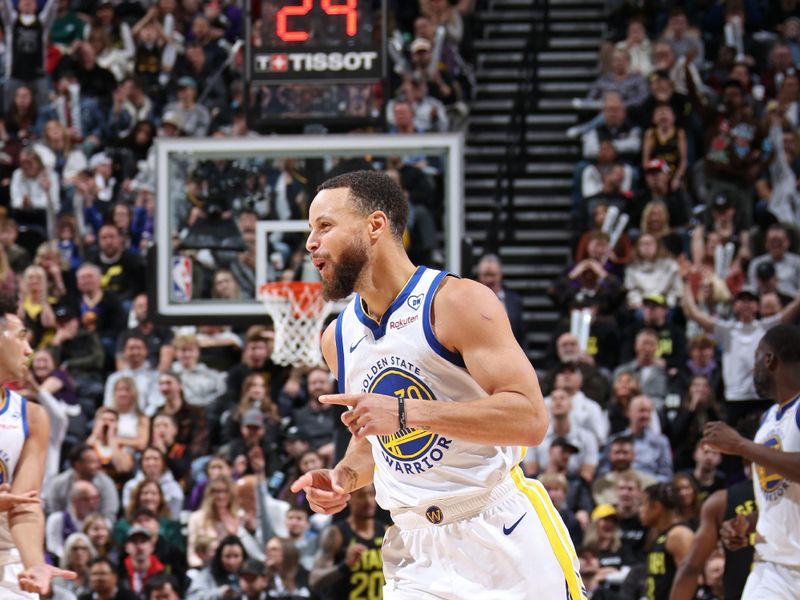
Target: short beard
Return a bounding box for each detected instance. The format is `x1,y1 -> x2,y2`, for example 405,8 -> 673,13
322,239 -> 369,301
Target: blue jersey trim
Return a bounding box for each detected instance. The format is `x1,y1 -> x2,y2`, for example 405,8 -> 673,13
353,266 -> 427,340
423,271 -> 466,368
0,388 -> 10,416
776,394 -> 800,421
335,311 -> 346,394
21,396 -> 28,440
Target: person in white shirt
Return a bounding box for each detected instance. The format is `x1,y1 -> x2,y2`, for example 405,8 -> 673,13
550,362 -> 609,448
104,333 -> 164,416
170,333 -> 226,408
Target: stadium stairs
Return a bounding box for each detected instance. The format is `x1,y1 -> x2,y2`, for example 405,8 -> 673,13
465,0 -> 605,362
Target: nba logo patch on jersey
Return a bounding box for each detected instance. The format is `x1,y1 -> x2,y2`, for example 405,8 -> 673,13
757,435 -> 788,502
368,367 -> 452,475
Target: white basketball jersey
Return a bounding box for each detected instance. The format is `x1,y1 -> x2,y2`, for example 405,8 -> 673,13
753,394 -> 800,567
0,389 -> 29,560
335,266 -> 523,511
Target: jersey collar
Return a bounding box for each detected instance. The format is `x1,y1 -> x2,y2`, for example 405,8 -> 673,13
354,266 -> 426,340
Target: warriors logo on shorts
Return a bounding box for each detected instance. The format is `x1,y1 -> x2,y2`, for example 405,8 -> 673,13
368,368 -> 452,475
757,436 -> 788,502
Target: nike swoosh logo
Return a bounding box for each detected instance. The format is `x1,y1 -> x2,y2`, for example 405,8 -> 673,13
503,512 -> 526,535
349,335 -> 368,353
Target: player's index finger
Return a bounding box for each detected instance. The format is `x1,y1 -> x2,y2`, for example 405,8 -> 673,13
319,394 -> 358,406
290,474 -> 312,493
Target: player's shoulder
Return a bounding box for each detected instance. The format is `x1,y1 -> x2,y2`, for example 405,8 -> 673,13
433,276 -> 504,316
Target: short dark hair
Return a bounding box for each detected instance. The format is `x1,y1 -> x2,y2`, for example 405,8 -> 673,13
644,482 -> 678,510
761,324 -> 800,363
610,434 -> 634,447
145,572 -> 179,598
123,332 -> 149,348
132,507 -> 159,522
69,443 -> 94,465
88,556 -> 117,571
316,170 -> 409,240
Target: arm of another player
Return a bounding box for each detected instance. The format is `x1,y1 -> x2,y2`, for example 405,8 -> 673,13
290,322 -> 375,514
308,524 -> 366,591
10,402 -> 76,594
665,524 -> 695,571
669,490 -> 726,600
703,421 -> 800,484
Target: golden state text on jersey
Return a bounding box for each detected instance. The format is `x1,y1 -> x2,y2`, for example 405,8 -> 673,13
335,266 -> 523,511
361,358 -> 453,475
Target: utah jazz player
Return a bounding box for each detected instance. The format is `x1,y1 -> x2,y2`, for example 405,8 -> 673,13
291,171 -> 586,599
0,294 -> 75,596
702,324 -> 800,599
640,483 -> 694,600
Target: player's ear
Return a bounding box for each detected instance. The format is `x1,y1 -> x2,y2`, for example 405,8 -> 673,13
366,210 -> 390,240
764,350 -> 778,371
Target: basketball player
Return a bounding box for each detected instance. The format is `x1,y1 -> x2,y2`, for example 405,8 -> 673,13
0,295 -> 76,596
291,171 -> 586,599
639,483 -> 694,600
310,484 -> 385,599
702,324 -> 800,599
668,468 -> 755,599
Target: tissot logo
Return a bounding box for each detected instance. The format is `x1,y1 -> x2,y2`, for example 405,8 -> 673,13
389,315 -> 418,330
254,51 -> 379,74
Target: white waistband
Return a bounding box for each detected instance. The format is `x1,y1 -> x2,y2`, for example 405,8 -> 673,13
390,476 -> 517,529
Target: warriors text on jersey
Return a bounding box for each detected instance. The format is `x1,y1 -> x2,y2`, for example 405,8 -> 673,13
334,266 -> 523,511
0,389 -> 29,562
753,394 -> 800,567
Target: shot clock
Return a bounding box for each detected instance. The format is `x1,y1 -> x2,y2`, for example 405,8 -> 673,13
248,0 -> 386,84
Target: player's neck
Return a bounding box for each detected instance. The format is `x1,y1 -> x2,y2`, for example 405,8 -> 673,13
348,515 -> 373,536
655,512 -> 680,533
357,251 -> 417,322
774,377 -> 800,407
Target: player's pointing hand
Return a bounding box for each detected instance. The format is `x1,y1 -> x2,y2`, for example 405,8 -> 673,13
290,469 -> 352,515
18,564 -> 77,595
320,393 -> 404,439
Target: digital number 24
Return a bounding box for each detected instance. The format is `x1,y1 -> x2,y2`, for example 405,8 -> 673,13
276,0 -> 358,43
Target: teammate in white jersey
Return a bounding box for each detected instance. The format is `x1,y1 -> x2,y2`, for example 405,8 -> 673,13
702,324 -> 800,599
291,171 -> 586,599
0,295 -> 75,596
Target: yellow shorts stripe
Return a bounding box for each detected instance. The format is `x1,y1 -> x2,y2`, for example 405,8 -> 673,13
519,476 -> 578,558
511,467 -> 588,600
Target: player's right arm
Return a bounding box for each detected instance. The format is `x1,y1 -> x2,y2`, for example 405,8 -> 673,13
669,489 -> 726,600
290,321 -> 375,514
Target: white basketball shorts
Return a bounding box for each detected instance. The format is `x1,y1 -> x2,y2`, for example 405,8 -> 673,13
0,559 -> 38,599
381,466 -> 588,600
742,561 -> 800,600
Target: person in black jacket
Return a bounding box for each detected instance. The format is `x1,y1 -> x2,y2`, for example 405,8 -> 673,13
476,253 -> 527,352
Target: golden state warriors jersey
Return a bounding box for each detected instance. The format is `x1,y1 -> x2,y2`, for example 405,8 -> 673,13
335,266 -> 523,511
0,389 -> 29,558
753,394 -> 800,567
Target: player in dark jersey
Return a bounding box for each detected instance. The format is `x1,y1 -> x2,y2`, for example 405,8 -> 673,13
640,483 -> 694,600
310,484 -> 386,600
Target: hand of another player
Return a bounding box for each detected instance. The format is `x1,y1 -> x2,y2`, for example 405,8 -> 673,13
290,469 -> 351,515
702,421 -> 746,455
345,543 -> 368,568
0,484 -> 40,513
719,513 -> 750,551
320,393 -> 401,439
17,564 -> 76,595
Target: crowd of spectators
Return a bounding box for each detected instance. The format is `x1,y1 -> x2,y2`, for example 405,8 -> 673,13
512,2 -> 800,598
0,0 -> 481,598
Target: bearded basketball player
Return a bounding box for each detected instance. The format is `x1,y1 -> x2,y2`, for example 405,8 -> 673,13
291,171 -> 587,600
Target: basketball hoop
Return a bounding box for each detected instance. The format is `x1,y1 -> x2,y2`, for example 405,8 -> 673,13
259,281 -> 332,367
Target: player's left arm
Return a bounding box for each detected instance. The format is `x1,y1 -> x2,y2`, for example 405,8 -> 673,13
703,421 -> 800,484
405,277 -> 548,446
665,525 -> 695,569
9,402 -> 75,593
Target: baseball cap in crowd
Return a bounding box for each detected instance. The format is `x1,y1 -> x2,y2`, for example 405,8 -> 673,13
177,76 -> 197,89
756,262 -> 776,281
550,437 -> 580,454
240,559 -> 266,577
644,159 -> 669,174
284,426 -> 310,443
126,525 -> 152,541
643,293 -> 667,307
161,110 -> 183,130
591,504 -> 618,522
712,193 -> 734,211
241,408 -> 265,428
89,153 -> 112,170
735,286 -> 759,301
410,37 -> 432,53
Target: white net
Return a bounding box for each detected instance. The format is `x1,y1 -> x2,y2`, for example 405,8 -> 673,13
259,282 -> 332,367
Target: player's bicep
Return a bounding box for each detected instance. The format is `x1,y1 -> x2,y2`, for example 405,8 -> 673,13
438,279 -> 539,398
11,403 -> 48,495
682,494 -> 724,568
